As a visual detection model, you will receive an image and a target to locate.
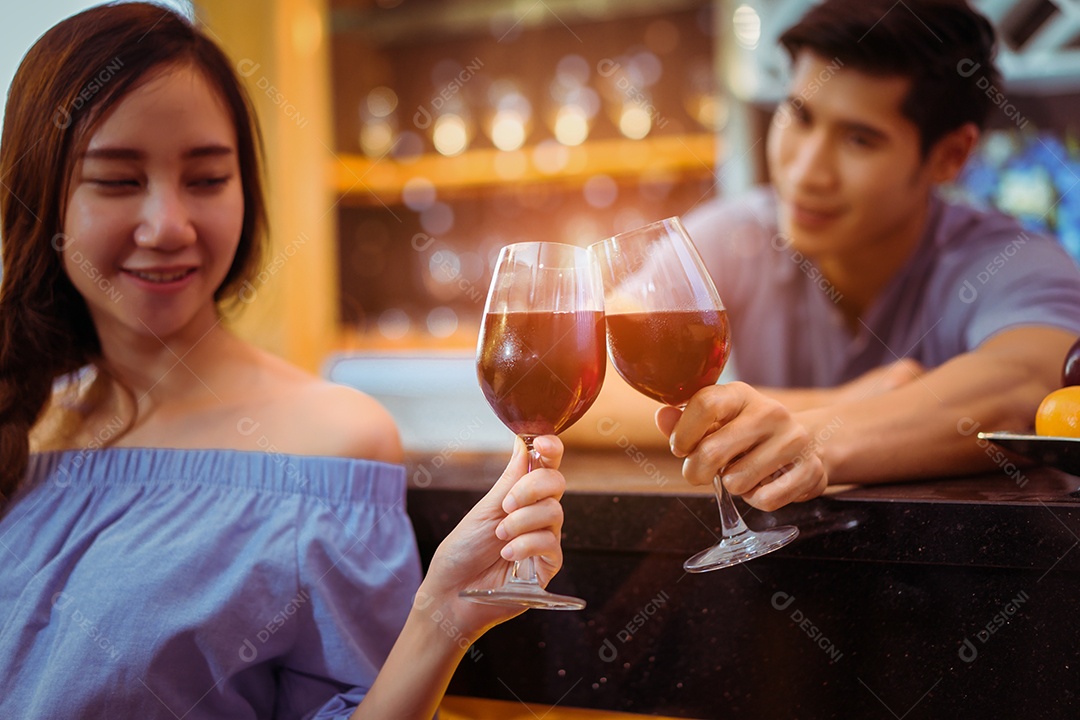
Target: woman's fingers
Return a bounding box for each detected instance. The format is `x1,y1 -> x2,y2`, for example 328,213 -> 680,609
654,405 -> 683,439
480,435 -> 565,517
502,466 -> 565,513
496,497 -> 564,542
499,528 -> 564,565
531,435 -> 564,470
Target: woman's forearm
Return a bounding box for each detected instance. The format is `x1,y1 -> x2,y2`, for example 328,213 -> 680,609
350,589 -> 472,720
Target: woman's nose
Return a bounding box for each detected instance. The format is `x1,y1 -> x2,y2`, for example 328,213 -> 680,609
133,186 -> 196,250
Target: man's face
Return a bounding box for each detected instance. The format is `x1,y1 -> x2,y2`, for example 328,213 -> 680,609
766,51 -> 937,261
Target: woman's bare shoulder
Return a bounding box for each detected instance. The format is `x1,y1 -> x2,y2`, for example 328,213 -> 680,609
249,353 -> 403,464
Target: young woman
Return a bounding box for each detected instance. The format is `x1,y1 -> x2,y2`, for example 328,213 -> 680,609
0,3 -> 567,717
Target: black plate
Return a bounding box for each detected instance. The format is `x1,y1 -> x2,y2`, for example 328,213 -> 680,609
978,432 -> 1080,476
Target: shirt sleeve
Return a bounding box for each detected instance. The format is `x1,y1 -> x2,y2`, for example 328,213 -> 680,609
682,188 -> 778,381
681,190 -> 768,310
957,231 -> 1080,349
277,482 -> 424,720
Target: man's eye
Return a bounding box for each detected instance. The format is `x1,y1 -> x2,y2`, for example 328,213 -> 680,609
847,133 -> 875,148
779,102 -> 809,126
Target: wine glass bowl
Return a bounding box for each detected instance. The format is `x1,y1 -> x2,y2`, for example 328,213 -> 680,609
590,217 -> 799,572
469,241 -> 605,609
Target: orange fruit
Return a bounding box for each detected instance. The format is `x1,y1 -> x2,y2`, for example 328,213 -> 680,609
1035,387 -> 1080,437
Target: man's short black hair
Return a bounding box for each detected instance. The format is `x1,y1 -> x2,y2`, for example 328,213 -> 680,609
778,0 -> 1001,156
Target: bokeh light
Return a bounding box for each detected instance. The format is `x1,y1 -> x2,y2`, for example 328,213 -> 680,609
619,106 -> 652,139
402,177 -> 437,211
427,307 -> 459,338
366,86 -> 398,118
360,120 -> 395,156
491,111 -> 527,151
378,309 -> 410,339
733,4 -> 761,49
583,175 -> 618,208
420,202 -> 455,235
554,105 -> 590,146
433,114 -> 468,156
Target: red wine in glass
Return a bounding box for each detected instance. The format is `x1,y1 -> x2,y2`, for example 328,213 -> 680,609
605,309 -> 731,407
467,242 -> 605,610
591,217 -> 798,572
478,310 -> 606,437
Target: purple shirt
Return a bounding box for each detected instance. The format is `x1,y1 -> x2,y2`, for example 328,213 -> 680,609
683,188 -> 1080,387
0,448 -> 422,719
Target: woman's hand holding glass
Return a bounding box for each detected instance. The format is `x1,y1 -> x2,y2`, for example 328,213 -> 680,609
466,241 -> 604,610
420,435 -> 568,638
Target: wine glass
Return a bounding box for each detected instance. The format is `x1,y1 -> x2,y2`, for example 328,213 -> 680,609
589,217 -> 799,572
468,242 -> 606,609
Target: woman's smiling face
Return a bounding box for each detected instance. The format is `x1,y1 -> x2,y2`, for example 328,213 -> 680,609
62,62 -> 244,345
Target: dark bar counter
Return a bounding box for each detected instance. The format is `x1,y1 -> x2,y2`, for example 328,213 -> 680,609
404,448 -> 1080,719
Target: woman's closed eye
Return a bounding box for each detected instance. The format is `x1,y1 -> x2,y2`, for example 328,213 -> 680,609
190,175 -> 231,187
87,178 -> 141,194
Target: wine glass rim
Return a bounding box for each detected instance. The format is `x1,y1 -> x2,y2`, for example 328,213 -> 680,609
589,216 -> 686,248
499,241 -> 589,252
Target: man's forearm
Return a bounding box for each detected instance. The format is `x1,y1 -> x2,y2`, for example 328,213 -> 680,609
798,327 -> 1072,484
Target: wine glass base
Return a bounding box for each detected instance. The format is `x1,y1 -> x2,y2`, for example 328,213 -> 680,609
683,525 -> 799,573
460,583 -> 586,610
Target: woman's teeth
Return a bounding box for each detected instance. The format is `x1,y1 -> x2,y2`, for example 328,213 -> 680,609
129,269 -> 192,283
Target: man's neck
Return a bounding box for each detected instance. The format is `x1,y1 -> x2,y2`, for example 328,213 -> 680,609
815,198 -> 931,333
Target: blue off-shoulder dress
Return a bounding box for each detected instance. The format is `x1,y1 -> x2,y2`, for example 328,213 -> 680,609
0,447 -> 423,719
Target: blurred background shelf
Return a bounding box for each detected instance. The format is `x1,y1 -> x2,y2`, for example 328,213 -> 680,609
175,0 -> 1080,371
331,133 -> 719,203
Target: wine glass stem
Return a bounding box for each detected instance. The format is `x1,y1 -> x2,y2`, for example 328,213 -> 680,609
713,475 -> 751,540
509,437 -> 542,585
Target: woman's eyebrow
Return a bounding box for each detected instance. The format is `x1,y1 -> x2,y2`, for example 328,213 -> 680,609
80,144 -> 234,160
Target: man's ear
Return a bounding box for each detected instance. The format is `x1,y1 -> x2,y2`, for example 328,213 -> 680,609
927,122 -> 980,184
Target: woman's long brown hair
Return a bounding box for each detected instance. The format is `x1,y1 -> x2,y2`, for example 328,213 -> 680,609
0,1 -> 267,501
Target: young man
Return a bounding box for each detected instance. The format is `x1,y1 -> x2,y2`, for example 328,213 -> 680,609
570,0 -> 1080,509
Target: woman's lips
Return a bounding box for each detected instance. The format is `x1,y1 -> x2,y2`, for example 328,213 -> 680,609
120,267 -> 198,291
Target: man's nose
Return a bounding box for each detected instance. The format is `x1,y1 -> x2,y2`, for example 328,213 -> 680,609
788,132 -> 836,191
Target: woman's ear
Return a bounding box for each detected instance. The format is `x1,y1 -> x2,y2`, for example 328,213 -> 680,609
927,122 -> 980,184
